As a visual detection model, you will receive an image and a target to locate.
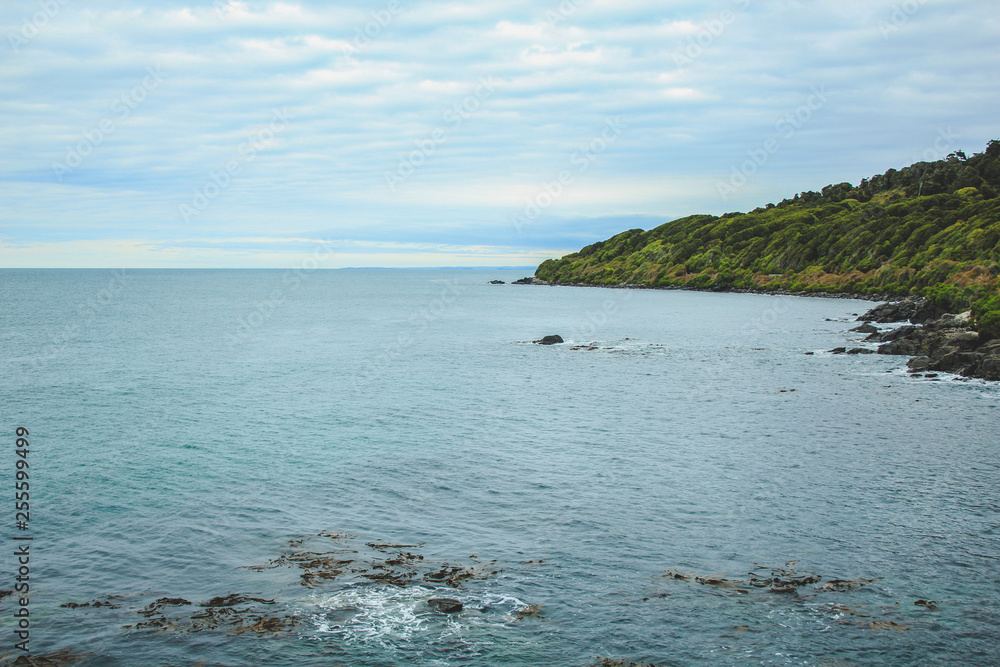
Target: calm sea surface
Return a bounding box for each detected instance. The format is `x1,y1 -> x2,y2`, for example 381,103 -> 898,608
1,269 -> 999,666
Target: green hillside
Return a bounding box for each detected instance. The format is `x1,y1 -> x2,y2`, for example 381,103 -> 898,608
535,140 -> 1000,338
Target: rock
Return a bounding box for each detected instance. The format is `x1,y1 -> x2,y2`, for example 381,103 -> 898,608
877,325 -> 922,343
847,348 -> 874,355
907,356 -> 932,372
534,335 -> 564,345
929,350 -> 981,374
909,299 -> 940,324
829,347 -> 847,354
939,330 -> 980,351
857,297 -> 928,324
851,323 -> 880,334
976,339 -> 1000,355
928,311 -> 973,330
489,280 -> 505,285
513,277 -> 536,285
8,650 -> 93,667
969,351 -> 1000,381
12,658 -> 61,667
428,598 -> 463,613
878,338 -> 921,356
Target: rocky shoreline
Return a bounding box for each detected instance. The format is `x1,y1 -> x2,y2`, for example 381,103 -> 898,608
509,276 -> 891,302
508,278 -> 998,382
849,296 -> 1000,381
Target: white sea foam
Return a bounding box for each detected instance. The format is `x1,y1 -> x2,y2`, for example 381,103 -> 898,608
304,584 -> 529,647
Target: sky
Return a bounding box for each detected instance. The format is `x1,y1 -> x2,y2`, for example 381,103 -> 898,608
1,0 -> 998,268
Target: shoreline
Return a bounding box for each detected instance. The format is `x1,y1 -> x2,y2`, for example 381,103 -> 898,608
514,277 -> 893,303
513,278 -> 1000,381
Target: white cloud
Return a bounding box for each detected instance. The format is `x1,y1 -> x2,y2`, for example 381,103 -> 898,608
1,0 -> 998,267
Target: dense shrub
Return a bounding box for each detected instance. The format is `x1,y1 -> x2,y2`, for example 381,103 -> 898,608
536,141 -> 1000,335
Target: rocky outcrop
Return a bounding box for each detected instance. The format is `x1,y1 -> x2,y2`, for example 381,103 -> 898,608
534,335 -> 564,345
857,296 -> 938,324
861,310 -> 999,380
489,280 -> 505,285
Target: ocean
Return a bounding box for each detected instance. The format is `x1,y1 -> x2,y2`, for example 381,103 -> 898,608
2,268 -> 999,666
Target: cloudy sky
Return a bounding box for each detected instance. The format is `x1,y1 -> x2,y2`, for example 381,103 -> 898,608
1,0 -> 998,268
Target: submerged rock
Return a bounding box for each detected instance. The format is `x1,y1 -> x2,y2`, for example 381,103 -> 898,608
427,598 -> 463,613
489,280 -> 505,285
8,650 -> 93,667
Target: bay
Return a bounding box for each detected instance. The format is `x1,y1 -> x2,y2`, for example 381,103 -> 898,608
1,269 -> 998,666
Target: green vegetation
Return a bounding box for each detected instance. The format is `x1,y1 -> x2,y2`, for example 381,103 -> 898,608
536,141 -> 1000,338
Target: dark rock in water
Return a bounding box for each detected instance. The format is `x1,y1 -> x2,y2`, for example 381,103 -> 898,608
851,323 -> 879,335
847,348 -> 874,355
489,280 -> 505,285
12,657 -> 60,667
829,347 -> 847,354
428,598 -> 463,613
9,649 -> 93,667
534,335 -> 564,345
856,309 -> 1000,380
513,277 -> 535,285
804,351 -> 815,355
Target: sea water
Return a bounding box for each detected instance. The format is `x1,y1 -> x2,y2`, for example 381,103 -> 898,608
1,269 -> 998,666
